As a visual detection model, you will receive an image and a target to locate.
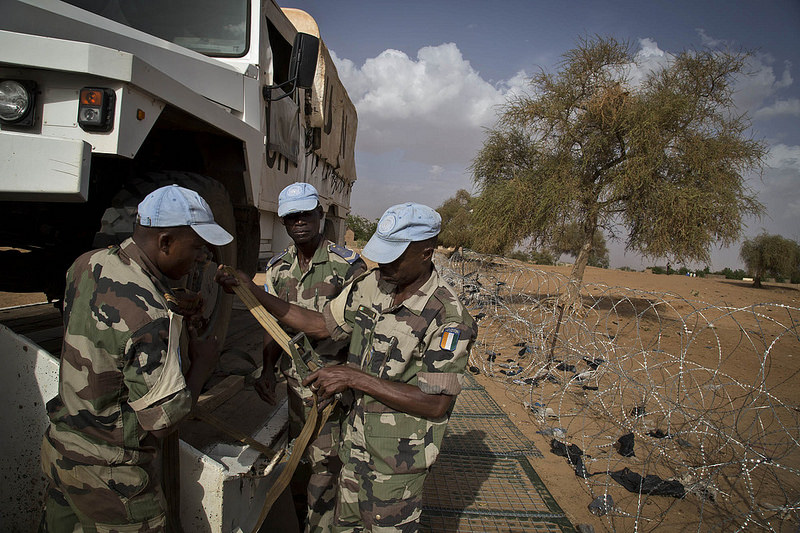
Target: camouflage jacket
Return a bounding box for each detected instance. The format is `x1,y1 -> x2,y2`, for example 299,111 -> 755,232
322,267 -> 477,476
44,238 -> 192,470
266,239 -> 366,369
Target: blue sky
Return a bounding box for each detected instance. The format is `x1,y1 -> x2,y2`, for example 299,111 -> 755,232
288,1 -> 800,270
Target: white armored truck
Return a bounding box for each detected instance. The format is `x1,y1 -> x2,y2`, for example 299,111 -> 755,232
0,1 -> 357,530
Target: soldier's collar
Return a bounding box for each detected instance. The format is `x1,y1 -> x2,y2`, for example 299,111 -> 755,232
119,238 -> 174,298
393,267 -> 441,315
311,238 -> 333,264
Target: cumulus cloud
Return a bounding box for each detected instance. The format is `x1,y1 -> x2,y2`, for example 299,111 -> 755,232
627,38 -> 673,87
331,43 -> 508,166
754,98 -> 800,119
767,143 -> 800,170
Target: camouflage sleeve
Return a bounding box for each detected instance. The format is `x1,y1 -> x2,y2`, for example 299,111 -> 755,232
417,320 -> 475,395
265,265 -> 278,294
123,312 -> 191,432
322,281 -> 356,342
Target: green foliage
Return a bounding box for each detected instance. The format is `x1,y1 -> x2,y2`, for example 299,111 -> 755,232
346,214 -> 377,244
740,233 -> 800,288
716,267 -> 747,280
508,250 -> 530,262
651,266 -> 666,275
529,250 -> 556,265
618,266 -> 635,272
437,190 -> 475,250
471,35 -> 766,286
550,223 -> 610,269
678,266 -> 690,276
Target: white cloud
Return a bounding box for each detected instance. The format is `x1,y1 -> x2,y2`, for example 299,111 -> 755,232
696,28 -> 729,49
331,43 -> 508,166
754,98 -> 800,119
628,38 -> 673,87
767,143 -> 800,170
732,53 -> 796,118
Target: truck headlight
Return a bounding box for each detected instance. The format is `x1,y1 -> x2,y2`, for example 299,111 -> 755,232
0,79 -> 37,126
78,87 -> 116,132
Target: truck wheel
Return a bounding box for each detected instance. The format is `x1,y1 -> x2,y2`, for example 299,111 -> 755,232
93,171 -> 236,343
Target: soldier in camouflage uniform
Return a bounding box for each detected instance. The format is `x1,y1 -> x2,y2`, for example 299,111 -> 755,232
41,185 -> 232,532
216,202 -> 476,532
257,182 -> 366,532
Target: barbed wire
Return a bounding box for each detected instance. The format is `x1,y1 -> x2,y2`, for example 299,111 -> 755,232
437,249 -> 800,532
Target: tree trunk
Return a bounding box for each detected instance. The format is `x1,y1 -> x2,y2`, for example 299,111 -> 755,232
570,239 -> 592,285
753,276 -> 762,288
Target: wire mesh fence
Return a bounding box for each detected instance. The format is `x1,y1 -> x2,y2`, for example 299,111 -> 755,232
437,249 -> 800,532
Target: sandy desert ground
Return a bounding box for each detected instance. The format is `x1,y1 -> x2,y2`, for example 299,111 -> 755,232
443,258 -> 800,532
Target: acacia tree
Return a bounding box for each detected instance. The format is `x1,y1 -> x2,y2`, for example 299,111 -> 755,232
437,189 -> 476,250
740,233 -> 800,288
551,222 -> 610,268
471,36 -> 766,287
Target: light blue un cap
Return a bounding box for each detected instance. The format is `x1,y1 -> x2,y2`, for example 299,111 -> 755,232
278,182 -> 319,217
137,184 -> 233,246
362,202 -> 441,264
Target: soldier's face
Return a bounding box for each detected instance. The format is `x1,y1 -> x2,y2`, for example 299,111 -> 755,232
282,208 -> 321,245
159,228 -> 207,280
379,241 -> 432,289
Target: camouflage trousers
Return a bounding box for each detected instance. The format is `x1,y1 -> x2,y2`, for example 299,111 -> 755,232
41,436 -> 166,533
333,464 -> 427,533
286,376 -> 343,533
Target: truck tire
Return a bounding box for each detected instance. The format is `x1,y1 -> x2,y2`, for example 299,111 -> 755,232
93,171 -> 236,343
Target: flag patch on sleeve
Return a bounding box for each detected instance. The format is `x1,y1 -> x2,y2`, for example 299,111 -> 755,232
440,327 -> 460,351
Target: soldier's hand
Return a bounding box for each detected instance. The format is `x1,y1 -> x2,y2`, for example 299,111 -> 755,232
254,368 -> 277,404
214,265 -> 245,294
303,366 -> 358,401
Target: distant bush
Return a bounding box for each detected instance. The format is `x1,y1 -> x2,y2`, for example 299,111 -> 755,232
678,266 -> 690,276
619,266 -> 635,272
529,250 -> 555,265
715,267 -> 747,280
346,214 -> 377,245
651,266 -> 666,275
508,251 -> 530,262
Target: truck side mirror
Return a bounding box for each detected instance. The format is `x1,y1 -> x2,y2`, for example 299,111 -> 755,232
289,33 -> 319,90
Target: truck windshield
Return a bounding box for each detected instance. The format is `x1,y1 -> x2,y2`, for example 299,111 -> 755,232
63,0 -> 249,57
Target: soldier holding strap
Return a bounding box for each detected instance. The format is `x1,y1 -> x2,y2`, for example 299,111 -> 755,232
216,202 -> 476,532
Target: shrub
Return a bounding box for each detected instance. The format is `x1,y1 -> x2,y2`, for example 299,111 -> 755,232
508,250 -> 530,262
346,214 -> 377,244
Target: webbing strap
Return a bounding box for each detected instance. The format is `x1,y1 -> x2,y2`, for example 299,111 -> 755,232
220,268 -> 337,533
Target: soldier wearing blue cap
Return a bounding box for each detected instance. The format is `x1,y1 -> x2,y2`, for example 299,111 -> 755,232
41,184 -> 231,532
216,202 -> 477,532
262,182 -> 367,532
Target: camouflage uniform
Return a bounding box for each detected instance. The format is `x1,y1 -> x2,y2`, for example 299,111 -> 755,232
322,267 -> 477,532
41,238 -> 193,532
265,239 -> 367,532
